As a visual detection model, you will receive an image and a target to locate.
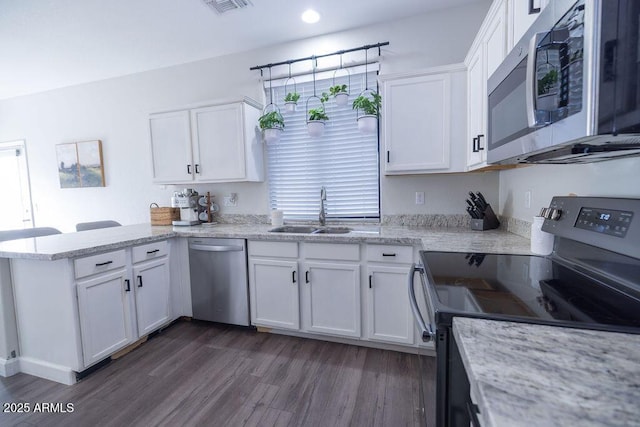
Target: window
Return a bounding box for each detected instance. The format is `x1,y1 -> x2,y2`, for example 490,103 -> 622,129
266,70 -> 380,221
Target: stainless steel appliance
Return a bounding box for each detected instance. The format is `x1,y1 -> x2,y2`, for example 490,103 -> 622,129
487,0 -> 640,164
409,196 -> 640,426
171,189 -> 201,226
188,238 -> 250,326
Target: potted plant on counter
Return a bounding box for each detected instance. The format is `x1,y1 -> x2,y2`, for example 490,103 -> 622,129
329,84 -> 348,106
352,91 -> 381,134
258,109 -> 285,144
284,91 -> 300,113
307,92 -> 329,137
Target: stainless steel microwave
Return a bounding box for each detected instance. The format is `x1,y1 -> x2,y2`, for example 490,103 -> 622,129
487,0 -> 640,164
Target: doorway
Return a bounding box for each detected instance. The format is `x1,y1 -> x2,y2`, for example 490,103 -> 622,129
0,140 -> 34,231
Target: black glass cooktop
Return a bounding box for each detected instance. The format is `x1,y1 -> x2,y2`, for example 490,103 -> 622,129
420,251 -> 640,332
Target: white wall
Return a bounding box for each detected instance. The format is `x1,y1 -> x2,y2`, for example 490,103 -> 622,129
499,157 -> 640,222
0,2 -> 491,231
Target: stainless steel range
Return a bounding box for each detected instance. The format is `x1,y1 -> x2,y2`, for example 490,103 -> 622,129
409,196 -> 640,427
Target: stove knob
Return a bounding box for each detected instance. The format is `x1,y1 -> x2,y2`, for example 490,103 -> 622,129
549,208 -> 562,220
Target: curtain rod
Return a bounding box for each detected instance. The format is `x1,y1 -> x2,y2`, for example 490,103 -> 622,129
249,41 -> 389,75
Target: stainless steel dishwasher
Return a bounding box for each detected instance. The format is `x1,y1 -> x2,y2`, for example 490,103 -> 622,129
188,238 -> 250,326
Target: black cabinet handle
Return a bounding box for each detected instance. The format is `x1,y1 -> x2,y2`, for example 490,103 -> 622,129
382,253 -> 396,257
305,271 -> 310,284
467,401 -> 482,427
124,279 -> 131,292
369,275 -> 372,289
477,134 -> 485,151
292,270 -> 297,284
95,260 -> 113,267
137,275 -> 143,288
386,150 -> 390,163
187,164 -> 192,174
195,164 -> 200,174
528,0 -> 541,14
146,249 -> 160,255
472,137 -> 479,153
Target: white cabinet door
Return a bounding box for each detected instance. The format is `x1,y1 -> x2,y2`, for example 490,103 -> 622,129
509,0 -> 549,49
149,110 -> 194,184
485,1 -> 508,79
382,72 -> 452,173
466,46 -> 487,170
77,269 -> 135,367
303,262 -> 361,338
133,258 -> 171,336
191,104 -> 246,182
367,265 -> 414,345
249,258 -> 299,330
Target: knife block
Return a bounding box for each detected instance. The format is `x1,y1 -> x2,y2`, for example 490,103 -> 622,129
470,204 -> 500,231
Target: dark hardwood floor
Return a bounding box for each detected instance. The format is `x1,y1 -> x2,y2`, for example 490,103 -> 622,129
0,320 -> 431,426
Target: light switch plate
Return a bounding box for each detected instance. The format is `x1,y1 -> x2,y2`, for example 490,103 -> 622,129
415,191 -> 425,205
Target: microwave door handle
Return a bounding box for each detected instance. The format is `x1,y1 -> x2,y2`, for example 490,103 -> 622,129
408,264 -> 436,343
526,32 -> 546,128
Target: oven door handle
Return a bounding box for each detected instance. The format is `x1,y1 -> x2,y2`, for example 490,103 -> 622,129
526,31 -> 548,129
408,263 -> 436,343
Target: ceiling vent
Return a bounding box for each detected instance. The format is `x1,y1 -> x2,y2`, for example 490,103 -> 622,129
201,0 -> 253,14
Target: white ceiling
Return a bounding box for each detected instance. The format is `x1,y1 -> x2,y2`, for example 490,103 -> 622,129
0,0 -> 483,100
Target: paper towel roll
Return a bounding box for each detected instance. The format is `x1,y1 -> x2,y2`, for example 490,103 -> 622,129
530,216 -> 554,255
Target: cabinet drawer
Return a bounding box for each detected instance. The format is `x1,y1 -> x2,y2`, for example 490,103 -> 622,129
304,243 -> 360,261
366,244 -> 413,264
74,249 -> 127,279
132,240 -> 168,264
249,241 -> 298,258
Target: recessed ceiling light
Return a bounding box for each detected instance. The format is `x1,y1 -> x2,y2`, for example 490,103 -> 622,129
301,9 -> 320,24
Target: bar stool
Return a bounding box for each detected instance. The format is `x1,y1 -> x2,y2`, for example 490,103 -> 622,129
0,227 -> 62,242
75,220 -> 121,232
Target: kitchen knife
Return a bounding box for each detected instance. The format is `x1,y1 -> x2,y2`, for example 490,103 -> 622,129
476,192 -> 488,210
466,206 -> 479,219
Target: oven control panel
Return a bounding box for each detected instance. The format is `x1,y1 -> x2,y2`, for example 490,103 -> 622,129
542,196 -> 639,259
574,207 -> 633,237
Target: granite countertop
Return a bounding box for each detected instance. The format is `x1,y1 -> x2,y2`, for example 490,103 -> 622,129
453,317 -> 640,427
0,222 -> 532,260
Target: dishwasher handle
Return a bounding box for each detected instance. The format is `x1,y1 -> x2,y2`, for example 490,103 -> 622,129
189,243 -> 244,252
409,263 -> 436,343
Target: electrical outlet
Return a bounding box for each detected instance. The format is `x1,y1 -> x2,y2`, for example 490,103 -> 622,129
415,191 -> 425,205
223,193 -> 238,207
524,190 -> 532,209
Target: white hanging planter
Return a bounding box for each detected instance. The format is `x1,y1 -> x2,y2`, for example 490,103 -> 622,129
284,102 -> 297,113
334,92 -> 349,106
357,115 -> 378,134
263,127 -> 283,145
307,120 -> 326,137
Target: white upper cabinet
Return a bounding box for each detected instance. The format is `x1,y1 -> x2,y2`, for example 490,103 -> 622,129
380,64 -> 467,174
465,0 -> 508,171
508,0 -> 550,49
149,111 -> 193,183
149,99 -> 264,184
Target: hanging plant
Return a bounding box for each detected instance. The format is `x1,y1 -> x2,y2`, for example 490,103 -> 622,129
307,92 -> 329,137
329,84 -> 349,106
284,91 -> 300,113
258,109 -> 285,145
352,91 -> 381,134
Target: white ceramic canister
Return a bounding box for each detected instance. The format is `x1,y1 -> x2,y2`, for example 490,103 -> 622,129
530,216 -> 554,255
271,209 -> 284,226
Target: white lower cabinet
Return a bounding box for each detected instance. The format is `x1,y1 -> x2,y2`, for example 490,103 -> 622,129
77,268 -> 135,366
302,261 -> 360,338
133,257 -> 171,336
366,265 -> 414,345
248,240 -> 415,349
249,258 -> 299,330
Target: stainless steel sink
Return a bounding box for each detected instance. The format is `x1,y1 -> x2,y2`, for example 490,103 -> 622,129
268,226 -> 351,234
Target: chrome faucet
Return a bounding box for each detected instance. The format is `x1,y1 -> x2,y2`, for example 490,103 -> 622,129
319,186 -> 327,226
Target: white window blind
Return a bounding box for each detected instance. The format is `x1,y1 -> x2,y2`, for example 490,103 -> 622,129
266,71 -> 380,221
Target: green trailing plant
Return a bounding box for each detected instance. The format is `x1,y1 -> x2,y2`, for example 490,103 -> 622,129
352,92 -> 382,116
308,92 -> 330,121
258,110 -> 285,130
329,84 -> 348,96
284,92 -> 300,103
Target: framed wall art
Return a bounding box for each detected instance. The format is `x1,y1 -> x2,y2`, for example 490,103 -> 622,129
56,140 -> 105,188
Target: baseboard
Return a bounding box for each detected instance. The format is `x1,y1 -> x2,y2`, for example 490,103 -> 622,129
0,357 -> 20,377
18,357 -> 76,385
